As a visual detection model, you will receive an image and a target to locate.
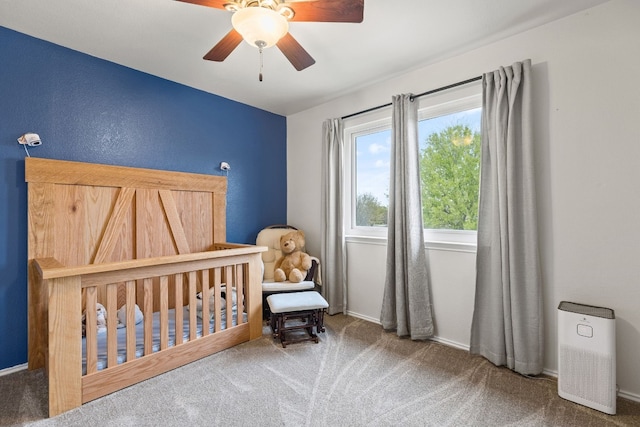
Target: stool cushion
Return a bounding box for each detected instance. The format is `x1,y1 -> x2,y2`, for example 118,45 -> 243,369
267,291 -> 328,314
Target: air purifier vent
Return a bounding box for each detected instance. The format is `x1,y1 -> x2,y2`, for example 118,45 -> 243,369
558,301 -> 614,319
557,301 -> 616,414
559,345 -> 616,407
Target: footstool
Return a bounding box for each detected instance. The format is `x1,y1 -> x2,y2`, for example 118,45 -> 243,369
266,291 -> 329,348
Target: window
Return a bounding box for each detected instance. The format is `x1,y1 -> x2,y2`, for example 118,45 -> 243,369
345,83 -> 481,248
353,124 -> 391,228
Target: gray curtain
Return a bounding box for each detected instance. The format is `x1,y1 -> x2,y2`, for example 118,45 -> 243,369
321,118 -> 347,315
470,59 -> 543,375
380,94 -> 434,340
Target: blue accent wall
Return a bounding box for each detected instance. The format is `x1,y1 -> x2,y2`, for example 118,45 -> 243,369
0,26 -> 287,370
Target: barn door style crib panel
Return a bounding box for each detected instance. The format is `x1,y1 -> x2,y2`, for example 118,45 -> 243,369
25,158 -> 267,417
26,157 -> 227,264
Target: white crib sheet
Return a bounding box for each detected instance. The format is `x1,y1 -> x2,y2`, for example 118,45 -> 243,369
82,307 -> 247,374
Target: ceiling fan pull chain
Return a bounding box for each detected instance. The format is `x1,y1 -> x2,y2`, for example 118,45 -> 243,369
257,41 -> 266,82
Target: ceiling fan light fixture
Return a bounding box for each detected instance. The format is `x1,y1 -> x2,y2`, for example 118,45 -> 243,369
231,6 -> 289,49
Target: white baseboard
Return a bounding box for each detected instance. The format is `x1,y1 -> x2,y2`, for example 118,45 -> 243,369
429,336 -> 469,351
0,363 -> 27,377
618,389 -> 640,403
346,310 -> 469,350
345,310 -> 379,324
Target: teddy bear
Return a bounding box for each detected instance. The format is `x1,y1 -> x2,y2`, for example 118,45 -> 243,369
82,303 -> 107,336
274,230 -> 312,283
116,304 -> 144,328
194,291 -> 226,319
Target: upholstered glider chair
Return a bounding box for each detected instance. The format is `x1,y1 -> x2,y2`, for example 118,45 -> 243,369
257,225 -> 320,318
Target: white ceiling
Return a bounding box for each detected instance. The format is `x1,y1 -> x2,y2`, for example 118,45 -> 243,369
0,0 -> 609,116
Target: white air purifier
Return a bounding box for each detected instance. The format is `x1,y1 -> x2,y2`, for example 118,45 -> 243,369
557,301 -> 616,414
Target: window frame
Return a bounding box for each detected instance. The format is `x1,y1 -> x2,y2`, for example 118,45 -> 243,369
344,82 -> 482,251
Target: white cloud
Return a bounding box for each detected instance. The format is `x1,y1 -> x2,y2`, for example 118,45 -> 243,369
369,143 -> 387,154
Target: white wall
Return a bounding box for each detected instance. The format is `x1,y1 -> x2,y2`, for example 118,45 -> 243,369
287,0 -> 640,400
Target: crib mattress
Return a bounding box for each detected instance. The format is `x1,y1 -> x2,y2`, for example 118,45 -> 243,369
82,307 -> 246,374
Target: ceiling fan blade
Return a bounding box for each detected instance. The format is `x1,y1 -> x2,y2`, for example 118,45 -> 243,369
203,29 -> 243,61
276,32 -> 316,71
287,0 -> 364,23
175,0 -> 228,10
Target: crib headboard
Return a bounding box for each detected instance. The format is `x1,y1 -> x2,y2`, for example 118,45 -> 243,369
26,157 -> 228,366
26,157 -> 227,262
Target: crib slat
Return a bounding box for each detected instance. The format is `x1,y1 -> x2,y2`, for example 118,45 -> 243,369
106,284 -> 118,368
237,264 -> 245,323
85,287 -> 98,375
188,271 -> 197,341
174,273 -> 183,345
225,266 -> 233,322
143,278 -> 153,356
125,280 -> 136,362
213,268 -> 222,332
160,276 -> 169,350
201,270 -> 210,337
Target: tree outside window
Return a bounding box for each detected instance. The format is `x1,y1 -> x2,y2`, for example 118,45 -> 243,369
419,121 -> 480,230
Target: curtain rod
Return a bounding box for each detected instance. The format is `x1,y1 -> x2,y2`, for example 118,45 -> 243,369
341,75 -> 483,120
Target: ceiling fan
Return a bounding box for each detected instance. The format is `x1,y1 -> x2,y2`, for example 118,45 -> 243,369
177,0 -> 364,73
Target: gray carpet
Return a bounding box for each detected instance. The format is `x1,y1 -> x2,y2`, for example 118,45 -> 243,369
2,314 -> 639,426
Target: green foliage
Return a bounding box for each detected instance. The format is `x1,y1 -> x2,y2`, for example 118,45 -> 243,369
420,124 -> 480,230
356,193 -> 388,226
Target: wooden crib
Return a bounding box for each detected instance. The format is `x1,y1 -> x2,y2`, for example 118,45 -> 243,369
26,158 -> 266,417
